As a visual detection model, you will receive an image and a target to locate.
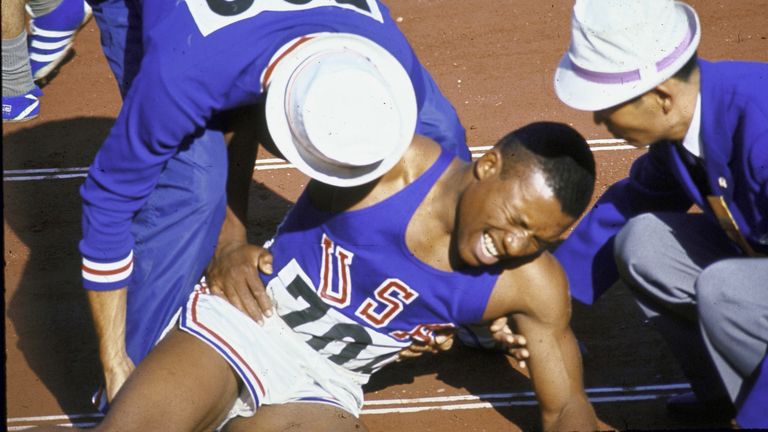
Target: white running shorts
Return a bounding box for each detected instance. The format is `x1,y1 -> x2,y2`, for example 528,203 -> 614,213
178,289 -> 365,427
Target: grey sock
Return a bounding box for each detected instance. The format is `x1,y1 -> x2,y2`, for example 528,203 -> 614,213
27,0 -> 65,18
2,30 -> 35,97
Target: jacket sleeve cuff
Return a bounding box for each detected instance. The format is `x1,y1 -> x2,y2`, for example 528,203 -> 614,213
81,251 -> 133,291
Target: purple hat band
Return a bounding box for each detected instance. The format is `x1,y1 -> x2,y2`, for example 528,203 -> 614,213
570,25 -> 694,85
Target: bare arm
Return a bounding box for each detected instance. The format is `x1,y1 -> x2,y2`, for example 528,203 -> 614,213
87,288 -> 135,401
207,205 -> 274,322
485,253 -> 597,431
513,308 -> 595,431
205,104 -> 274,322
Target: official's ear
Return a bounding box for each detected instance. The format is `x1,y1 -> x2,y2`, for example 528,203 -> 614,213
474,148 -> 502,180
652,80 -> 676,114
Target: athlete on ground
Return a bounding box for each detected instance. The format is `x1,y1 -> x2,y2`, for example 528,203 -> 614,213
42,122 -> 598,432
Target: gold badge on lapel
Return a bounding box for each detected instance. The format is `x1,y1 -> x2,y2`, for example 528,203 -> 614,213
706,195 -> 762,257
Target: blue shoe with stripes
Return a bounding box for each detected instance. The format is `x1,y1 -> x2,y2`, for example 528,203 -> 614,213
2,86 -> 43,123
28,0 -> 92,83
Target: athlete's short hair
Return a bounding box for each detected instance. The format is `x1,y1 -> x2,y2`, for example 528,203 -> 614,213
498,122 -> 596,219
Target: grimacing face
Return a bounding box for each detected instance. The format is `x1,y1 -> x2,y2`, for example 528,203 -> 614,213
593,91 -> 672,147
455,162 -> 576,267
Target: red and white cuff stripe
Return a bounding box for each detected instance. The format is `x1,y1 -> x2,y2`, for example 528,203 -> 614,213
82,251 -> 134,284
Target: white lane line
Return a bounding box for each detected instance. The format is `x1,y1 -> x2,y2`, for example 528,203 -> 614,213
590,144 -> 637,151
3,140 -> 636,182
8,422 -> 99,431
363,393 -> 675,415
7,413 -> 104,423
4,173 -> 90,181
364,383 -> 691,406
6,382 -> 689,427
3,167 -> 89,174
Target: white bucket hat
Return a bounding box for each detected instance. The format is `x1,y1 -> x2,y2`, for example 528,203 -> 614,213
554,0 -> 701,111
263,33 -> 417,187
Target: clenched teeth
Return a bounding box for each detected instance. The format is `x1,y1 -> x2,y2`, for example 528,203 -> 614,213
483,232 -> 499,257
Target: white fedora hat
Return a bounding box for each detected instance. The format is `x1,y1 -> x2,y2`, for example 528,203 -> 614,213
263,33 -> 417,187
554,0 -> 701,111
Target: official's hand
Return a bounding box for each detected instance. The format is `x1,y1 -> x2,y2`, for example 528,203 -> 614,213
489,316 -> 529,369
398,329 -> 455,360
206,241 -> 274,324
102,351 -> 135,402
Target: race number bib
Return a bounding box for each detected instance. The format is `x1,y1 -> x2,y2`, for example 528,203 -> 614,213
186,0 -> 384,36
269,259 -> 406,374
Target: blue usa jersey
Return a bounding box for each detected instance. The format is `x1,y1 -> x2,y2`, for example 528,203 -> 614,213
262,149 -> 500,378
80,0 -> 468,290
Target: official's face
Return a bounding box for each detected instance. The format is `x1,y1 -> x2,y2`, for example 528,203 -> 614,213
455,163 -> 574,267
593,91 -> 671,147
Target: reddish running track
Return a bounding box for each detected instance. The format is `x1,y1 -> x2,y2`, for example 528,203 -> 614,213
4,1 -> 766,430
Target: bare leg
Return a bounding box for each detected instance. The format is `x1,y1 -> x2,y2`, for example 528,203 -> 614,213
1,0 -> 26,39
223,402 -> 368,432
30,329 -> 240,432
98,328 -> 240,431
3,0 -> 37,103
